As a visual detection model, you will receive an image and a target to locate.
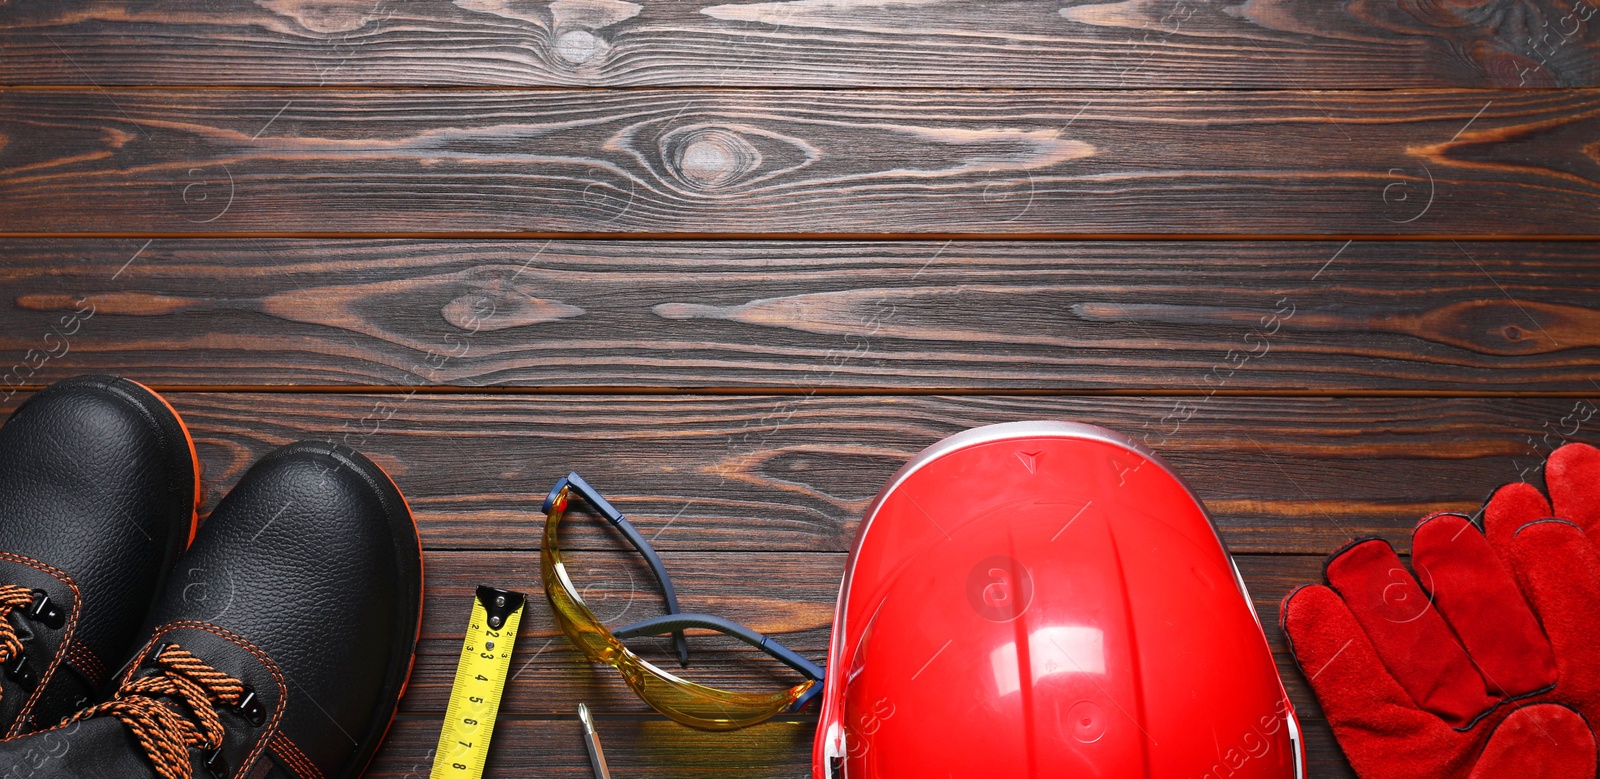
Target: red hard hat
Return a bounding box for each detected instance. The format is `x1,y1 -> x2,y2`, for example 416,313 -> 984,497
813,421 -> 1303,778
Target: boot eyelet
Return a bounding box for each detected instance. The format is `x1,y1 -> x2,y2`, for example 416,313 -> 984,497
4,651 -> 37,691
235,686 -> 267,726
26,590 -> 64,630
203,746 -> 230,778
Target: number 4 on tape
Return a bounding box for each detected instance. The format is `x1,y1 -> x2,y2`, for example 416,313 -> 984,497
431,586 -> 526,779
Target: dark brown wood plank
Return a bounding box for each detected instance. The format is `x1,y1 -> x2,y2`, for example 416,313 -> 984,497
370,717 -> 819,779
1,0 -> 1595,89
5,239 -> 1600,392
364,716 -> 1356,778
3,89 -> 1598,235
168,393 -> 1600,556
0,392 -> 1566,556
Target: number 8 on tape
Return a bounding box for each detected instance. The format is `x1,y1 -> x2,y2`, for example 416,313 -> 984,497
431,586 -> 526,779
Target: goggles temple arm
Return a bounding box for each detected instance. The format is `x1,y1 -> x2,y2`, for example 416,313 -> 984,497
549,472 -> 691,666
612,613 -> 826,685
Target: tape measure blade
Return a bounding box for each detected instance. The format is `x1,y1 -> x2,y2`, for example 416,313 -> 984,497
430,592 -> 524,779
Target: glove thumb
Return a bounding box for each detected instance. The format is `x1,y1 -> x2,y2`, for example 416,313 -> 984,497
1470,704 -> 1595,779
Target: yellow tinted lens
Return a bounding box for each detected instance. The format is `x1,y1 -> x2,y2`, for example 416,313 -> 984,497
620,655 -> 813,731
542,497 -> 622,663
541,488 -> 814,730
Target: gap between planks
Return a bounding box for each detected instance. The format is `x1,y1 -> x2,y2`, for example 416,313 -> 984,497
4,385 -> 1596,399
10,84 -> 1600,93
4,232 -> 1600,242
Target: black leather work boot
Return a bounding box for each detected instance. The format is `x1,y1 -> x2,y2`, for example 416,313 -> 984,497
0,375 -> 200,736
0,441 -> 424,779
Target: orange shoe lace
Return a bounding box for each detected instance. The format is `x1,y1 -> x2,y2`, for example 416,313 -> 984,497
67,644 -> 246,779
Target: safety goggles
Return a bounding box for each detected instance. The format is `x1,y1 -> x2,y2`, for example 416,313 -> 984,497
540,472 -> 824,730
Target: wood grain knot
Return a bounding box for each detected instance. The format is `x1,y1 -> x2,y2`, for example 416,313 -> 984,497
661,126 -> 765,192
440,267 -> 586,331
257,0 -> 384,33
442,290 -> 583,332
1471,42 -> 1556,87
553,29 -> 605,65
541,0 -> 642,68
1413,299 -> 1599,355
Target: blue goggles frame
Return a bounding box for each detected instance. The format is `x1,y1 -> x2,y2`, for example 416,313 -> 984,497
543,472 -> 824,712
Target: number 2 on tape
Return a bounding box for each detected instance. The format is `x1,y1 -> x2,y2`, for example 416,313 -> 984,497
431,586 -> 526,779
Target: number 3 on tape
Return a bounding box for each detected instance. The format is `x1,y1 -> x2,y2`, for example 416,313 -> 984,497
431,586 -> 526,779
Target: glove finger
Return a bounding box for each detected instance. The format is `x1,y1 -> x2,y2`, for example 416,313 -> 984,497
1547,442 -> 1600,537
1325,538 -> 1497,728
1412,513 -> 1556,698
1470,704 -> 1596,779
1505,517 -> 1600,683
1280,584 -> 1463,779
1484,481 -> 1553,565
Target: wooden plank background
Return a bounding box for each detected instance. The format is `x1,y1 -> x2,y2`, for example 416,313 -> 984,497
2,0 -> 1596,88
3,2 -> 1599,777
3,239 -> 1600,392
4,89 -> 1600,235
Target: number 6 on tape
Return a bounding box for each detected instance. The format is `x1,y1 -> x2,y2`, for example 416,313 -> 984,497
431,586 -> 526,779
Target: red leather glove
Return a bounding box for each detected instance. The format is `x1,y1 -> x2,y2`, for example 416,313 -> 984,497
1482,442 -> 1600,740
1280,442 -> 1600,779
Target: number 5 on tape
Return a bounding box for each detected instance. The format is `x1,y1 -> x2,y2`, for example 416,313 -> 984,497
431,586 -> 526,779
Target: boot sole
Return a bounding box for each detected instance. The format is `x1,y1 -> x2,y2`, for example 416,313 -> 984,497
122,379 -> 202,551
363,456 -> 423,779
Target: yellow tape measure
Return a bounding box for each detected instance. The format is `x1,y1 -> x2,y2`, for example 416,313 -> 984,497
431,586 -> 526,779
